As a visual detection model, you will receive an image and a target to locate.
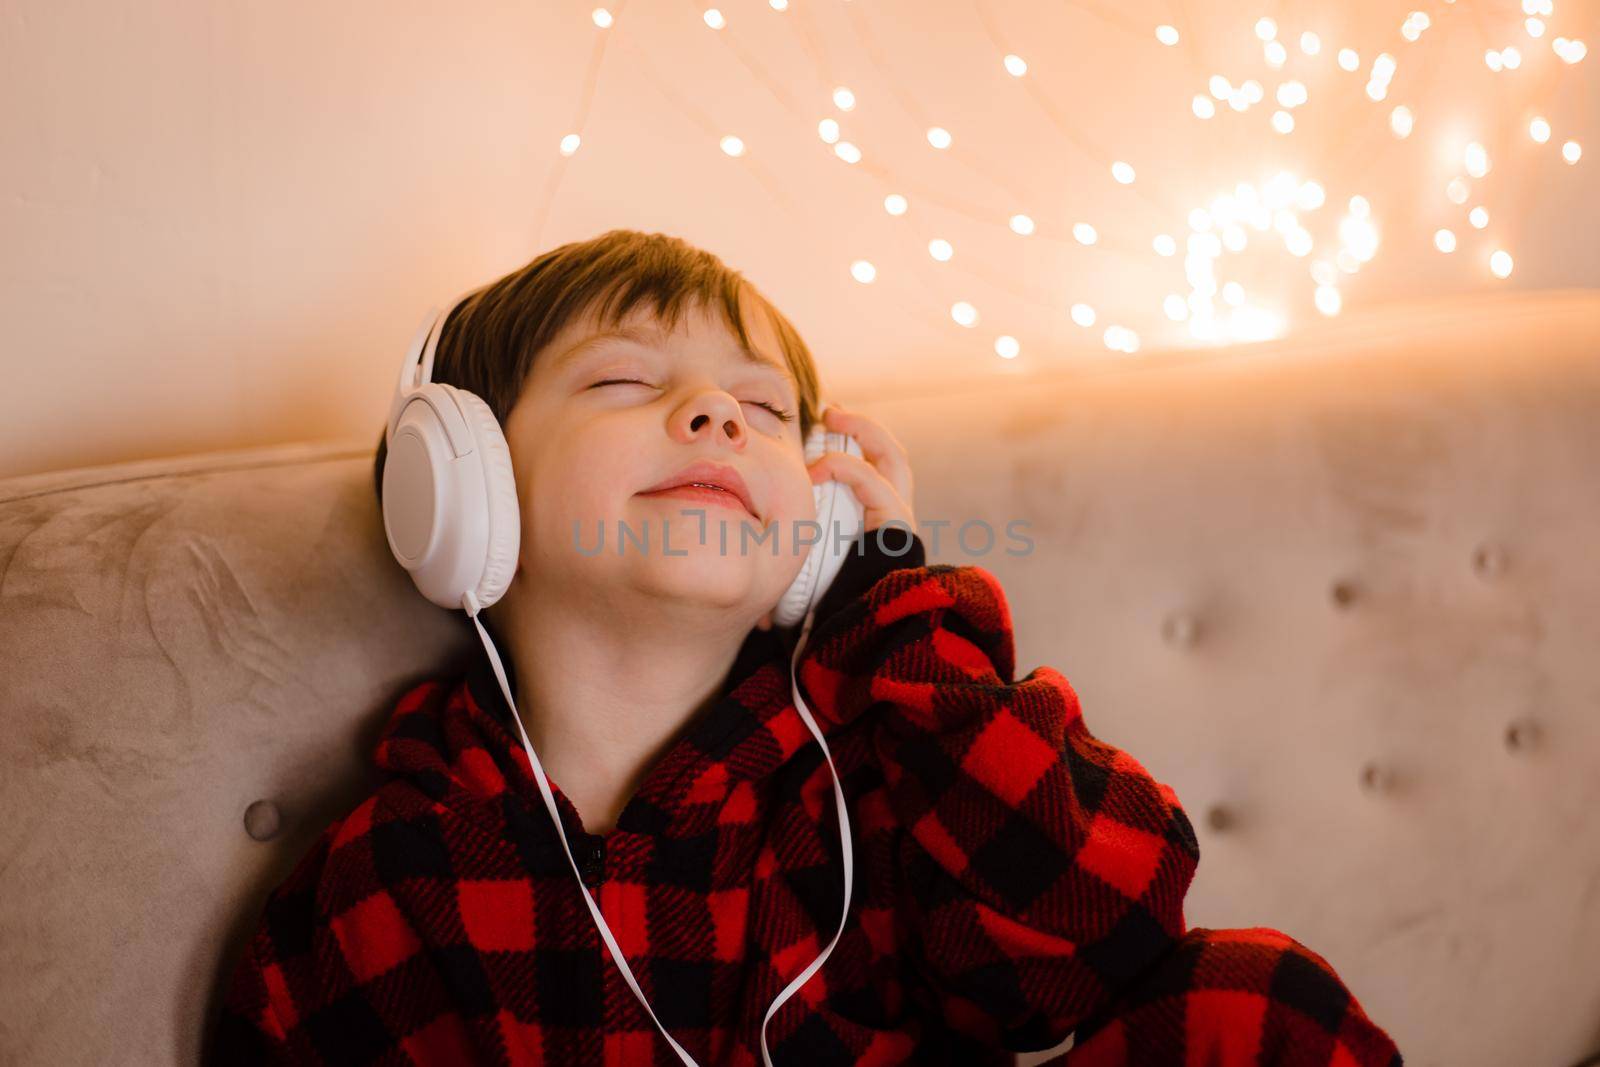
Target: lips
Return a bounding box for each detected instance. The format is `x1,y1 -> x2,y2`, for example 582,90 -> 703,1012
639,461 -> 758,519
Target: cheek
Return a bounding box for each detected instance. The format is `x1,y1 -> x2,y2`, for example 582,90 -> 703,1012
518,434 -> 637,534
770,473 -> 819,539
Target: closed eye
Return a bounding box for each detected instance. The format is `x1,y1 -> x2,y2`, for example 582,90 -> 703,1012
591,379 -> 795,424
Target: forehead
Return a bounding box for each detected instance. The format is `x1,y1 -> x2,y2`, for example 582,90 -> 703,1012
544,300 -> 795,389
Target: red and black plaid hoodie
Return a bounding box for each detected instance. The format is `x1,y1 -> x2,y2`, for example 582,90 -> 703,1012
211,528 -> 1402,1066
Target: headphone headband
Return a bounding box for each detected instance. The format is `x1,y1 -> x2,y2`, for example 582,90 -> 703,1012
386,288 -> 480,450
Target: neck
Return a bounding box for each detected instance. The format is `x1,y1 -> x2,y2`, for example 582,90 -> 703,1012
484,581 -> 757,836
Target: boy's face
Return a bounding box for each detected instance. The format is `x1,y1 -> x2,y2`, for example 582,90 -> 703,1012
496,295 -> 815,628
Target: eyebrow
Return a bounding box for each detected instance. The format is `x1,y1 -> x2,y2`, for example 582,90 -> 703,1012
552,323 -> 798,394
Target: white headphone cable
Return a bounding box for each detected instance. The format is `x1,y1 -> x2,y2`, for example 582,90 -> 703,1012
461,590 -> 855,1067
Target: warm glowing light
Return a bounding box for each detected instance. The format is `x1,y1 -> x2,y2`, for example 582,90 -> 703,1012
1155,25 -> 1179,46
1103,325 -> 1140,352
1255,17 -> 1277,41
1222,281 -> 1245,306
1338,48 -> 1360,72
1277,81 -> 1308,108
1296,181 -> 1326,210
1003,54 -> 1028,77
1153,234 -> 1177,256
995,336 -> 1020,359
1469,207 -> 1489,229
559,134 -> 581,156
926,127 -> 952,149
850,260 -> 876,283
1222,224 -> 1248,251
951,302 -> 978,327
720,135 -> 745,156
1265,41 -> 1287,68
1486,50 -> 1505,72
833,141 -> 861,163
1530,117 -> 1551,142
1286,228 -> 1314,256
1071,303 -> 1096,327
592,8 -> 614,28
884,194 -> 907,216
1490,250 -> 1514,278
703,8 -> 726,29
1526,18 -> 1546,37
1009,214 -> 1035,236
1243,80 -> 1264,103
1315,286 -> 1342,316
1112,161 -> 1136,184
1434,229 -> 1456,253
1073,222 -> 1098,245
1227,306 -> 1284,341
1503,46 -> 1523,69
1340,210 -> 1379,262
1272,110 -> 1295,134
1563,140 -> 1582,163
769,0 -> 787,9
1390,106 -> 1414,138
833,87 -> 856,111
1209,75 -> 1232,100
1301,32 -> 1321,55
1189,208 -> 1214,232
817,119 -> 839,144
929,239 -> 953,261
1446,177 -> 1470,204
1193,94 -> 1217,119
1464,142 -> 1490,178
1164,294 -> 1189,321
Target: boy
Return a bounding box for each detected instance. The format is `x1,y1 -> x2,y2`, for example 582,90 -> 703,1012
210,230 -> 1402,1065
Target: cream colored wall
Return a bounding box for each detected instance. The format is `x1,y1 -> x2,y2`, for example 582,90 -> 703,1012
2,3 -> 588,481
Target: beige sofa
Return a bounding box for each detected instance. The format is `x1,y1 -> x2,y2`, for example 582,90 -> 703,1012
2,289 -> 1598,1065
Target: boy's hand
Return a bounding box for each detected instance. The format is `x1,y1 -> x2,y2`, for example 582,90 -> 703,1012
754,404 -> 917,633
806,403 -> 917,537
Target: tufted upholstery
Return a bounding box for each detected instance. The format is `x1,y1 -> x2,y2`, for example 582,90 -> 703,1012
1,289 -> 1597,1066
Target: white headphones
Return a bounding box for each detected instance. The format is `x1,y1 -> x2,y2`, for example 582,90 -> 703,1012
381,288 -> 866,1066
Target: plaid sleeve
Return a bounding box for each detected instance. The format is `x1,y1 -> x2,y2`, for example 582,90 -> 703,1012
208,811 -> 346,1064
795,540 -> 1201,1054
1046,926 -> 1404,1066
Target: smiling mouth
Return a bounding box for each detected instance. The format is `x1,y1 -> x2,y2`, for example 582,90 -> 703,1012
638,483 -> 757,518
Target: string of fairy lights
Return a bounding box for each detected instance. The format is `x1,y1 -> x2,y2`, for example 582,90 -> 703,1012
565,2 -> 1589,358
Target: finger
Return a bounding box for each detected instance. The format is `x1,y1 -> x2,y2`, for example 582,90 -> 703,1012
822,405 -> 910,474
818,407 -> 914,504
809,451 -> 913,527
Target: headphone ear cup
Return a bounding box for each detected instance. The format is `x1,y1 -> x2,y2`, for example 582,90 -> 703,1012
448,387 -> 521,611
773,418 -> 865,629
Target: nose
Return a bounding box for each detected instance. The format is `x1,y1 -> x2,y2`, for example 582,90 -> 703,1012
672,390 -> 748,449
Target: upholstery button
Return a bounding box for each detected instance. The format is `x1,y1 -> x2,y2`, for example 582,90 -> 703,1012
1505,718 -> 1541,752
1161,612 -> 1199,648
244,799 -> 282,841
